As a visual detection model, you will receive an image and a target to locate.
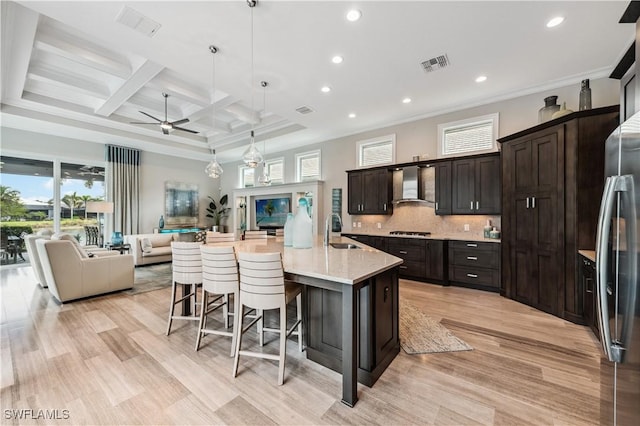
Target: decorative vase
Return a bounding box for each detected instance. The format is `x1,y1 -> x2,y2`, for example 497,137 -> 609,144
159,215 -> 165,229
211,225 -> 219,232
579,79 -> 592,111
283,213 -> 294,247
551,102 -> 573,119
292,198 -> 313,249
111,231 -> 123,245
538,95 -> 560,123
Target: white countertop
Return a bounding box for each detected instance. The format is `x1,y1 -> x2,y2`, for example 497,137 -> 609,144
343,231 -> 501,243
209,236 -> 403,285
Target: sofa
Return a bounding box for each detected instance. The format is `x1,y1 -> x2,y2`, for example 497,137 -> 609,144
36,239 -> 134,303
124,233 -> 178,266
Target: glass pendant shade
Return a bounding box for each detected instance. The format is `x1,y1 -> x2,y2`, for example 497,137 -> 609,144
242,130 -> 262,168
205,149 -> 223,178
258,162 -> 271,185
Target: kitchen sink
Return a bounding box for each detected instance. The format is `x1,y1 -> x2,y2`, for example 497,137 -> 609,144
330,243 -> 361,249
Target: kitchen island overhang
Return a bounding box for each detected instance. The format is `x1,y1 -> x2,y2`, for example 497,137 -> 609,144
218,236 -> 403,407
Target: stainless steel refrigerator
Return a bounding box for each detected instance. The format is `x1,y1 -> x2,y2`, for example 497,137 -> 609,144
596,110 -> 640,425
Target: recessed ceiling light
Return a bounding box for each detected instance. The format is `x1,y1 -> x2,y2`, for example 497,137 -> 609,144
475,75 -> 487,83
346,9 -> 361,22
321,86 -> 331,93
348,113 -> 356,118
546,16 -> 564,28
332,55 -> 344,64
402,97 -> 412,104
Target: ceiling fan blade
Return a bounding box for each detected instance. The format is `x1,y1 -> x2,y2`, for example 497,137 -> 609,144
171,118 -> 189,126
172,126 -> 199,134
130,122 -> 159,125
139,111 -> 162,122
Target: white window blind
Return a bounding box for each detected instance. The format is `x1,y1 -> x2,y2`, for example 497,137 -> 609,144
357,134 -> 396,167
296,150 -> 321,182
240,167 -> 254,188
438,113 -> 498,157
265,159 -> 284,184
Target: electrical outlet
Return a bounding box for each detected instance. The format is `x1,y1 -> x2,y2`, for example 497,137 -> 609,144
464,224 -> 470,231
357,222 -> 362,228
377,223 -> 382,229
353,222 -> 357,228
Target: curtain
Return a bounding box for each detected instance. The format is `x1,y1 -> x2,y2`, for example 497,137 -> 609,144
105,145 -> 140,237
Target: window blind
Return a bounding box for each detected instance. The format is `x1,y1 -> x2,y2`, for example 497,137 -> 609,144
266,161 -> 284,183
361,141 -> 393,167
442,120 -> 494,156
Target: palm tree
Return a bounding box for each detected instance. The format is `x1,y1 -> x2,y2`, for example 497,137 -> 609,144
80,195 -> 94,219
61,192 -> 83,219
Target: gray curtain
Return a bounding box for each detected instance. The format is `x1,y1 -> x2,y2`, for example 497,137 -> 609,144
106,145 -> 140,236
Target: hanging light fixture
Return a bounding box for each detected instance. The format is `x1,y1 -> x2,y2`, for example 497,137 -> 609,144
257,80 -> 271,186
205,45 -> 224,178
242,0 -> 263,168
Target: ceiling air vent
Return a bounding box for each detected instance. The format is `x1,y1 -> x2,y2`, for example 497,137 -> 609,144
295,105 -> 315,115
115,6 -> 161,37
421,54 -> 449,73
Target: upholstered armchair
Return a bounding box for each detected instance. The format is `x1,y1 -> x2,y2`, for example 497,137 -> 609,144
24,234 -> 51,288
36,239 -> 134,303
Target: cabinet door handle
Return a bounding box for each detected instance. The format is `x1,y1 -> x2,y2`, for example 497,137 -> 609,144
467,273 -> 478,278
399,265 -> 408,269
526,197 -> 530,209
467,256 -> 478,261
466,243 -> 478,248
470,201 -> 474,210
435,202 -> 439,210
585,278 -> 593,294
399,250 -> 408,254
383,203 -> 387,211
476,201 -> 479,210
532,196 -> 536,209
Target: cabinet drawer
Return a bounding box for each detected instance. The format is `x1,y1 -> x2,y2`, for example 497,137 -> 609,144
449,240 -> 498,252
450,265 -> 499,288
397,260 -> 426,279
450,248 -> 499,268
387,239 -> 425,261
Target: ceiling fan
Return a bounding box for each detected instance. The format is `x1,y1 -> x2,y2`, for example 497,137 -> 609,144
78,165 -> 105,176
131,92 -> 198,135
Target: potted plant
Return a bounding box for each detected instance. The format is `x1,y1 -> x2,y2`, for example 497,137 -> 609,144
206,194 -> 230,232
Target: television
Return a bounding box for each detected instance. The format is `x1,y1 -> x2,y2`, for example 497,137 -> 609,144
255,197 -> 291,228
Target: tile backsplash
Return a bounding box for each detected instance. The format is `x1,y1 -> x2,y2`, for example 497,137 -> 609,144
347,203 -> 501,239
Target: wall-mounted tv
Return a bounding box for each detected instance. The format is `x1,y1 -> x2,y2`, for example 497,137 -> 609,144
255,197 -> 291,228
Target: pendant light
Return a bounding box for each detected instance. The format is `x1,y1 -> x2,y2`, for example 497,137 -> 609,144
205,45 -> 223,178
242,0 -> 263,168
257,80 -> 271,185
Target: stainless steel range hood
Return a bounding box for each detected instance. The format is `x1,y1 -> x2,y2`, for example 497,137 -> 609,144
392,165 -> 432,204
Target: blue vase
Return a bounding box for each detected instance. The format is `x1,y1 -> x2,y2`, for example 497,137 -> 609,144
159,215 -> 165,229
111,231 -> 123,245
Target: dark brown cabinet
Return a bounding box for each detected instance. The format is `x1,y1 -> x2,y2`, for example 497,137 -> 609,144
386,238 -> 426,279
434,161 -> 452,215
578,253 -> 598,337
448,240 -> 500,291
451,154 -> 501,215
499,106 -> 619,321
347,169 -> 393,215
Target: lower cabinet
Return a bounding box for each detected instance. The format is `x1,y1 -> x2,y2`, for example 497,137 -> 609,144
448,240 -> 500,291
304,267 -> 399,386
387,238 -> 426,279
578,253 -> 599,337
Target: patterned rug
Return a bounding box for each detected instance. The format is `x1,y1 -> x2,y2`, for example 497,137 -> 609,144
400,301 -> 473,354
125,263 -> 173,295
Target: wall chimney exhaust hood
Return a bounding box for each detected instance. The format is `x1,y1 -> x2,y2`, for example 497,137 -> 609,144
392,165 -> 432,204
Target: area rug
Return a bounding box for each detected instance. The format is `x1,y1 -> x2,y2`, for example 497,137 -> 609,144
125,263 -> 172,295
400,301 -> 473,354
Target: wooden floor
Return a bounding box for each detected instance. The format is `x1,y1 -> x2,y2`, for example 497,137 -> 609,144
1,265 -> 603,425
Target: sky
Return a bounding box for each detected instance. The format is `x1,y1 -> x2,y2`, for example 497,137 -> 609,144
0,173 -> 105,205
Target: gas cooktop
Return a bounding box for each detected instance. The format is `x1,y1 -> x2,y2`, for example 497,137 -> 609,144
389,231 -> 431,236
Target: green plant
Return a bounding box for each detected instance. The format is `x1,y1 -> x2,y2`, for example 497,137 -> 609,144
206,194 -> 230,226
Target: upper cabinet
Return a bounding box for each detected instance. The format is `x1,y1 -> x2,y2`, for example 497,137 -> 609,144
451,153 -> 501,215
434,161 -> 452,215
347,168 -> 393,215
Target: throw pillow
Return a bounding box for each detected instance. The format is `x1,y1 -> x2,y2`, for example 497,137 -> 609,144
141,237 -> 153,253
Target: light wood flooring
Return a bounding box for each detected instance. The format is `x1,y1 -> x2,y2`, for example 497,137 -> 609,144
1,265 -> 603,425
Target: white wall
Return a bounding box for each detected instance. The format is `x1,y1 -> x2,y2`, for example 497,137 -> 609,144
218,77 -> 620,234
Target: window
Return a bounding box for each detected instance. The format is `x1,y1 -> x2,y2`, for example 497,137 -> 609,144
357,134 -> 396,167
239,166 -> 255,188
264,158 -> 284,184
437,113 -> 499,158
295,150 -> 321,182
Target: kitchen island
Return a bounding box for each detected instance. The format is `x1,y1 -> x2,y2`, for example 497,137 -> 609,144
212,236 -> 403,407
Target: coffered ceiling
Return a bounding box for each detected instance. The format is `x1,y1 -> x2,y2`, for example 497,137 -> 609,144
0,1 -> 634,164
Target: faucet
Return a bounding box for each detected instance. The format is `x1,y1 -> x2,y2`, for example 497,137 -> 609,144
324,213 -> 343,246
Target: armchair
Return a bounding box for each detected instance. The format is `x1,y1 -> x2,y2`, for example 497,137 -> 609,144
36,239 -> 134,303
24,234 -> 51,288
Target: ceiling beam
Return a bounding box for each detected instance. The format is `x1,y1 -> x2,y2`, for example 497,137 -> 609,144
1,2 -> 38,101
95,60 -> 164,117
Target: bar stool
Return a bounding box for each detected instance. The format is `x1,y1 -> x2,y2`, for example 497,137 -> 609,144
244,230 -> 267,239
195,245 -> 240,355
167,241 -> 203,335
233,251 -> 303,385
